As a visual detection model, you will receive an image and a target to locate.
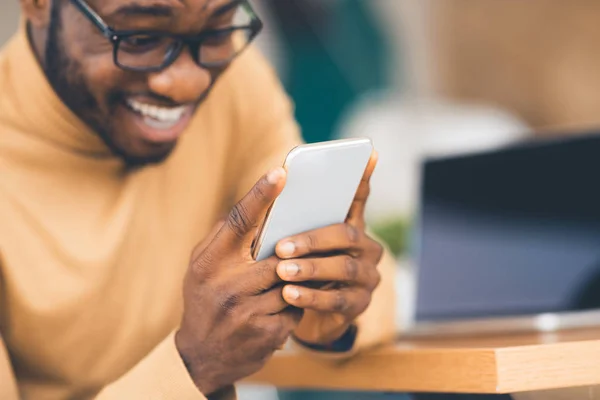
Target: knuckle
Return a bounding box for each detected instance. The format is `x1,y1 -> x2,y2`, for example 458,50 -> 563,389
262,320 -> 284,343
254,318 -> 290,355
362,236 -> 384,261
255,258 -> 276,278
355,291 -> 372,316
274,287 -> 286,306
332,292 -> 349,313
372,241 -> 384,261
308,290 -> 319,307
190,251 -> 214,279
242,310 -> 260,327
251,321 -> 267,338
305,233 -> 318,250
364,266 -> 381,291
345,223 -> 360,244
255,261 -> 278,292
217,291 -> 241,314
306,259 -> 317,278
227,203 -> 251,238
252,180 -> 269,203
275,317 -> 294,345
343,256 -> 359,281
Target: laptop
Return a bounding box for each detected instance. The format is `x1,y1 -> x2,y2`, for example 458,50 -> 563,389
407,132 -> 600,336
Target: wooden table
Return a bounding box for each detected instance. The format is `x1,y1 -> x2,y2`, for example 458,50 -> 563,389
246,328 -> 600,399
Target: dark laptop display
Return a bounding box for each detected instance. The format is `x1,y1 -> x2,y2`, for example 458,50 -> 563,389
416,133 -> 600,321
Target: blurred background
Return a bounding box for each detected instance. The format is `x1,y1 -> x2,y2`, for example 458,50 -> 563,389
4,1 -> 600,399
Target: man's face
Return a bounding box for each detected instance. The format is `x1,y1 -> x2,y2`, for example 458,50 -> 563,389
42,0 -> 240,166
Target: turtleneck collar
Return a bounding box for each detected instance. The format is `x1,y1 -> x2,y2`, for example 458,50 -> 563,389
1,23 -> 113,157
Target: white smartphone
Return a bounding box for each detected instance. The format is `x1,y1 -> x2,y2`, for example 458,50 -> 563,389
252,137 -> 374,261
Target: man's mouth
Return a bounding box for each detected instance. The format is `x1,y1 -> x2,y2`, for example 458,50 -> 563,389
124,98 -> 195,143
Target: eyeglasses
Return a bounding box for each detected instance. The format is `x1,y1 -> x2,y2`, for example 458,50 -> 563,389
69,0 -> 263,73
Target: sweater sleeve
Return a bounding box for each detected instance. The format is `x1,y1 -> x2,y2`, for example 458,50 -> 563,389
0,330 -> 236,400
94,331 -> 232,400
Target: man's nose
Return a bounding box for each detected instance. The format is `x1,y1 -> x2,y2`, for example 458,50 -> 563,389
147,50 -> 211,104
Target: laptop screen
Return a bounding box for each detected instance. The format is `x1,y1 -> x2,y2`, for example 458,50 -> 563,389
415,133 -> 600,321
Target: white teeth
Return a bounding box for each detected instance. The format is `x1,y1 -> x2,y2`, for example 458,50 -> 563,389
126,99 -> 187,124
143,116 -> 180,130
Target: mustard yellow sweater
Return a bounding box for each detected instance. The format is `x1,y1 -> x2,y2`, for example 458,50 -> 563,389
0,27 -> 396,399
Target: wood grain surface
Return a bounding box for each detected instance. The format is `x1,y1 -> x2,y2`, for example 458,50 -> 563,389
246,328 -> 600,394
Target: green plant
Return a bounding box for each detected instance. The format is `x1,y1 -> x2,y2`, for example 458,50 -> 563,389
369,216 -> 410,258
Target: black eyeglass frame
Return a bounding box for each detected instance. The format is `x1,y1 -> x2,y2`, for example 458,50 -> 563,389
69,0 -> 264,73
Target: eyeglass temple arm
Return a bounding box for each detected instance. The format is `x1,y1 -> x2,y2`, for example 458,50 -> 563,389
69,0 -> 115,39
244,1 -> 263,28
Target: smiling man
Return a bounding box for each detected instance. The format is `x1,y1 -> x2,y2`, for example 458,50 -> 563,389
0,0 -> 396,399
40,0 -> 259,165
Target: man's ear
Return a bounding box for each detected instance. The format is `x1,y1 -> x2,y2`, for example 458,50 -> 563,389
20,0 -> 53,28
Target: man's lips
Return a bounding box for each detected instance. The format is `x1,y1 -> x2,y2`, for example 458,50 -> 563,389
123,99 -> 195,144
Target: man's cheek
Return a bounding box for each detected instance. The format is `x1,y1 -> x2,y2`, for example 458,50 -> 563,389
62,38 -> 116,105
82,60 -> 127,109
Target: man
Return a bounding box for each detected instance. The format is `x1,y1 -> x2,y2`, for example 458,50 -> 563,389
0,0 -> 396,399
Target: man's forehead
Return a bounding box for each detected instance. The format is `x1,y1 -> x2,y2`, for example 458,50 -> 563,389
87,0 -> 232,18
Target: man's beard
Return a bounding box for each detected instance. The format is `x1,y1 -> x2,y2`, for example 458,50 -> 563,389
43,4 -> 174,167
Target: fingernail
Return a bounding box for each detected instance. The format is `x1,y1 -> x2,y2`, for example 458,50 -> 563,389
285,286 -> 300,301
267,168 -> 284,185
284,263 -> 300,276
278,242 -> 296,257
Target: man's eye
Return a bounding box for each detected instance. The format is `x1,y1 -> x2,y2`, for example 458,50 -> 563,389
120,35 -> 163,52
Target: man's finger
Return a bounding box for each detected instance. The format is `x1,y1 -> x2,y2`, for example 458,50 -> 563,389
252,286 -> 291,315
237,257 -> 283,294
252,309 -> 303,351
277,255 -> 371,286
219,168 -> 286,249
347,151 -> 378,229
281,285 -> 370,316
276,223 -> 363,259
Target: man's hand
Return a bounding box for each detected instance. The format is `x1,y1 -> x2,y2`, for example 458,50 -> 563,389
275,153 -> 383,346
175,168 -> 301,396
